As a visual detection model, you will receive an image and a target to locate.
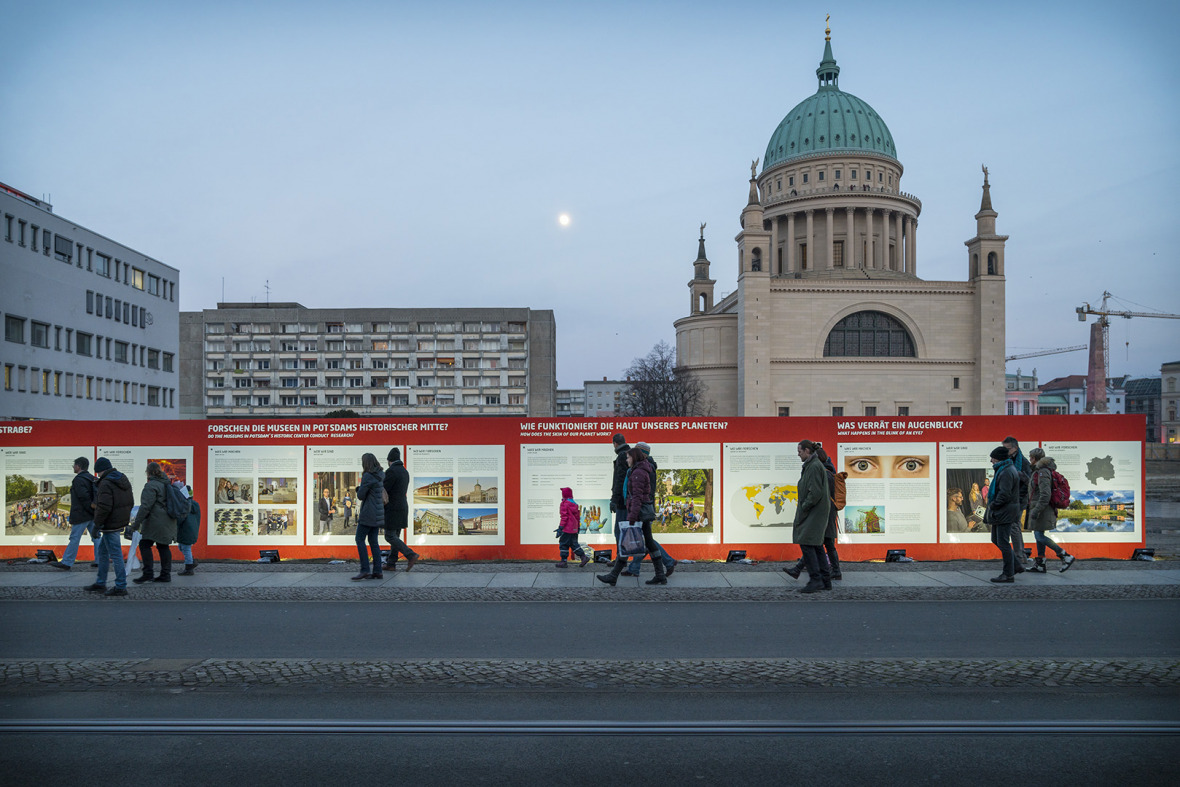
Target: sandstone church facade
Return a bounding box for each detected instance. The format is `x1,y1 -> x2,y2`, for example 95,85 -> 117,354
675,29 -> 1007,418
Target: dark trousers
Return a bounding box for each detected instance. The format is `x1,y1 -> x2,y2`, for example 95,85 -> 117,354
558,531 -> 585,559
138,538 -> 172,579
991,523 -> 1015,577
608,521 -> 664,577
1009,512 -> 1026,560
383,526 -> 417,564
800,544 -> 831,586
355,525 -> 382,573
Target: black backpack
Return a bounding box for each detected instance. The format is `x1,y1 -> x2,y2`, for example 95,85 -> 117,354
163,481 -> 192,522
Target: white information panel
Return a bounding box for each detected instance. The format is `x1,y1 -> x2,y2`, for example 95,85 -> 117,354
1,445 -> 93,544
519,443 -> 617,546
1040,441 -> 1141,543
406,444 -> 504,546
837,442 -> 937,544
207,444 -> 303,545
305,445 -> 393,546
722,442 -> 802,544
939,442 -> 1013,543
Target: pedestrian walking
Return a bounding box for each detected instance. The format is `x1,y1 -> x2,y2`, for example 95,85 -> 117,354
784,444 -> 841,582
382,448 -> 419,571
616,440 -> 676,577
83,457 -> 133,597
1003,436 -> 1033,572
986,445 -> 1021,582
50,457 -> 97,570
555,486 -> 590,567
792,440 -> 832,593
350,453 -> 384,581
596,445 -> 668,586
1026,447 -> 1076,573
130,462 -> 178,584
177,486 -> 201,575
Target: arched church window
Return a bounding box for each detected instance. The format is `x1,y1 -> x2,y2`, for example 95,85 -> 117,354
973,253 -> 979,275
823,311 -> 916,358
751,249 -> 762,272
987,252 -> 997,275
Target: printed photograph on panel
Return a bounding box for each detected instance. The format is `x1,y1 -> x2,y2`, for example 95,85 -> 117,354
312,472 -> 360,536
257,477 -> 298,504
413,476 -> 454,505
844,505 -> 885,534
414,507 -> 454,536
214,477 -> 254,505
844,454 -> 930,479
149,458 -> 188,485
257,507 -> 298,537
1057,490 -> 1135,533
456,477 -> 498,504
945,468 -> 991,533
576,498 -> 612,536
214,507 -> 255,536
458,507 -> 498,536
4,471 -> 73,536
653,469 -> 714,534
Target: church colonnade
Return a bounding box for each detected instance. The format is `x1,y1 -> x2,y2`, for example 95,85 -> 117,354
775,205 -> 917,274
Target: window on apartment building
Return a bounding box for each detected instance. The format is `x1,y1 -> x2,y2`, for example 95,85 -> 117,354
864,406 -> 877,416
30,321 -> 49,348
131,268 -> 145,290
96,254 -> 111,277
76,332 -> 92,356
951,406 -> 963,416
348,377 -> 363,387
147,275 -> 160,296
302,360 -> 317,369
147,387 -> 160,406
148,349 -> 160,369
254,395 -> 269,407
5,316 -> 25,343
898,406 -> 910,416
114,341 -> 128,363
831,406 -> 844,417
372,359 -> 388,369
778,407 -> 790,417
953,377 -> 960,389
483,394 -> 500,405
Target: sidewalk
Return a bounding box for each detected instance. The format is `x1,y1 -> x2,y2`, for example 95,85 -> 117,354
4,560 -> 1180,592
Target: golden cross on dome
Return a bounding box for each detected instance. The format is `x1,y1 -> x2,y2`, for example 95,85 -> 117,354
825,14 -> 831,41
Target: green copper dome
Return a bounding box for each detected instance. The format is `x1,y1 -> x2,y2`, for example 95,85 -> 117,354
763,39 -> 897,170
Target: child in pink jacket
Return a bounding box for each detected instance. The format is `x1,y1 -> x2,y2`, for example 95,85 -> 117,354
556,487 -> 590,568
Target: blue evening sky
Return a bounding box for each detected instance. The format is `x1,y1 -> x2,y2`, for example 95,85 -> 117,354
2,0 -> 1177,390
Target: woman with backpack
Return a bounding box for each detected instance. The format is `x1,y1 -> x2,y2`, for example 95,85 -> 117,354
1026,447 -> 1076,572
350,453 -> 386,581
131,462 -> 179,584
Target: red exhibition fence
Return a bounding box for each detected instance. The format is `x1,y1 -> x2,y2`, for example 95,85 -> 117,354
0,414 -> 1145,562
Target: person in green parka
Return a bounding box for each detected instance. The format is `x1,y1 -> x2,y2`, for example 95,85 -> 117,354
130,462 -> 179,584
177,486 -> 200,576
792,439 -> 832,593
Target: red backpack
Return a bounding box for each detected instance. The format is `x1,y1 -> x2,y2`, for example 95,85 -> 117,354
1040,469 -> 1071,510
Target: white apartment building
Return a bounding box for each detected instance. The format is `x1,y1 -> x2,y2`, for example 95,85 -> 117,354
1,182 -> 181,420
555,388 -> 586,417
583,378 -> 631,417
180,304 -> 556,418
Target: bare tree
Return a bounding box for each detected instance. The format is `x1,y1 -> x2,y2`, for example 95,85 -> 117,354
620,341 -> 714,417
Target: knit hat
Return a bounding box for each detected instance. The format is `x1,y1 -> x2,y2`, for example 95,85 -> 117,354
612,433 -> 625,445
636,442 -> 651,455
989,446 -> 1009,461
74,456 -> 90,471
387,447 -> 401,462
94,457 -> 112,473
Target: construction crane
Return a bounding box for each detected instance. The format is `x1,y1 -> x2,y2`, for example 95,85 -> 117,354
1005,345 -> 1086,362
1075,291 -> 1180,413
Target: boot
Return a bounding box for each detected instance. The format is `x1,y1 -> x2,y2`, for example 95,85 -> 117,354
829,554 -> 842,580
132,568 -> 154,584
784,559 -> 803,579
555,559 -> 569,568
596,558 -> 627,586
645,555 -> 667,585
578,553 -> 591,568
178,564 -> 195,576
1029,557 -> 1047,573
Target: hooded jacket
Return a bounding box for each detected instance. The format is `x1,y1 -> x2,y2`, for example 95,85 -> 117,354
624,458 -> 654,523
559,487 -> 580,533
1027,456 -> 1059,531
133,475 -> 178,544
93,469 -> 134,533
986,457 -> 1021,526
356,467 -> 386,528
610,442 -> 630,513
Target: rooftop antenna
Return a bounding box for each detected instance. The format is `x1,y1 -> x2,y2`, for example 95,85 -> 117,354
265,279 -> 271,306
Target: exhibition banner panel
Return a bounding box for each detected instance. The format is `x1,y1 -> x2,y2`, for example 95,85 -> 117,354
0,415 -> 1146,561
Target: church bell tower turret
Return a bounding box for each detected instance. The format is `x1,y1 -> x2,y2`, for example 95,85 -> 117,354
688,224 -> 716,315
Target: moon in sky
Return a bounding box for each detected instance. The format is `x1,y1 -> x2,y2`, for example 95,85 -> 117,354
558,213 -> 571,227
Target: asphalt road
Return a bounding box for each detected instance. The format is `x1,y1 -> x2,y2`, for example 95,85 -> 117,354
3,599 -> 1178,660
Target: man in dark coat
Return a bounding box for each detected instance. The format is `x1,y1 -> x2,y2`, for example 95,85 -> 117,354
84,457 -> 134,596
317,489 -> 333,536
382,448 -> 419,571
986,446 -> 1021,582
51,457 -> 97,570
793,440 -> 832,593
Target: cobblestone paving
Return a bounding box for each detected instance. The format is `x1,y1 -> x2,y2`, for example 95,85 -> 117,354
2,658 -> 1176,691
